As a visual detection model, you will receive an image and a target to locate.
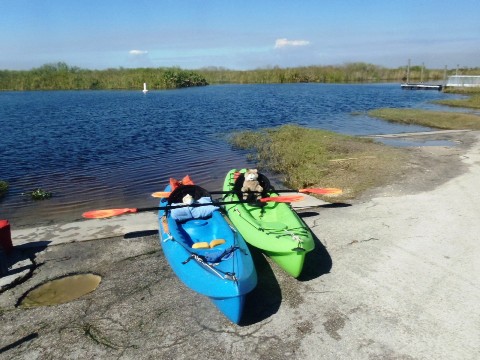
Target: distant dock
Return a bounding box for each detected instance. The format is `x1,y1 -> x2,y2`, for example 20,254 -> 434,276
400,59 -> 443,91
401,83 -> 443,91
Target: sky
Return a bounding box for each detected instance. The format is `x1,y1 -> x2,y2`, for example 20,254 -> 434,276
1,0 -> 479,71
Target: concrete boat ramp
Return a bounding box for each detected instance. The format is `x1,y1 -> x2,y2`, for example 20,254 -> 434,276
1,131 -> 479,359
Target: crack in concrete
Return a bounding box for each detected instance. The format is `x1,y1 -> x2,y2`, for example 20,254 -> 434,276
348,237 -> 380,246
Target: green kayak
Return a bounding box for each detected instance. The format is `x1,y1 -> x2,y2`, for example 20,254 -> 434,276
222,169 -> 315,277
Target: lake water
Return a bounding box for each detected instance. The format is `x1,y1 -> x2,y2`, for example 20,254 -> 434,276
0,83 -> 462,226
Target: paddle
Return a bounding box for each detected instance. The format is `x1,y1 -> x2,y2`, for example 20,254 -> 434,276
82,195 -> 304,219
151,187 -> 342,198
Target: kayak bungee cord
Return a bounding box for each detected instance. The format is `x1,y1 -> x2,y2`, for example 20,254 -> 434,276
161,213 -> 239,282
284,229 -> 306,252
228,223 -> 238,281
181,247 -> 240,282
233,208 -> 307,238
232,207 -> 308,252
226,222 -> 255,280
182,253 -> 235,281
228,224 -> 249,255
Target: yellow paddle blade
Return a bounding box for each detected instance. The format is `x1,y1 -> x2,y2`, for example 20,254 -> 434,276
299,188 -> 343,195
151,191 -> 171,198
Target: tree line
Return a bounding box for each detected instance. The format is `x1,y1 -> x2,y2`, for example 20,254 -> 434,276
0,62 -> 208,90
1,62 -> 478,90
198,63 -> 480,84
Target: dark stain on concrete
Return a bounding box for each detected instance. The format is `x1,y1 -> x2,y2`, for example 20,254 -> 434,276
323,311 -> 348,341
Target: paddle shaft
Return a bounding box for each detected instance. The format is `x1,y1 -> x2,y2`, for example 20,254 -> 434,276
138,198 -> 291,213
212,188 -> 341,195
83,196 -> 303,218
152,187 -> 341,198
209,189 -> 295,194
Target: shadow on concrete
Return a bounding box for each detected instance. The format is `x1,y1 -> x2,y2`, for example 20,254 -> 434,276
318,202 -> 352,209
298,233 -> 332,282
123,230 -> 158,239
12,241 -> 51,261
298,211 -> 320,218
1,241 -> 51,292
240,246 -> 281,326
297,203 -> 352,219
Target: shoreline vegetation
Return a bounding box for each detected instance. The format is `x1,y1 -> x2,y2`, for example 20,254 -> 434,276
0,62 -> 208,91
1,62 -> 479,201
229,87 -> 480,199
437,87 -> 480,109
229,125 -> 409,199
1,61 -> 479,91
368,108 -> 480,130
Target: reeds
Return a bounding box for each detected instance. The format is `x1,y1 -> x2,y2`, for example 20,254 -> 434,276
369,109 -> 480,130
229,125 -> 408,199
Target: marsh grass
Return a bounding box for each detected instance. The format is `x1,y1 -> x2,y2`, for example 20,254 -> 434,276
230,88 -> 480,200
229,125 -> 409,199
368,109 -> 480,130
437,87 -> 480,109
436,95 -> 480,109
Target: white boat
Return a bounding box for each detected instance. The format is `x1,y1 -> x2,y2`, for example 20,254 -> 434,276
143,83 -> 148,94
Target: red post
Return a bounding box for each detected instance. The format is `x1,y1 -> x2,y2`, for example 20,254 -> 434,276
0,220 -> 13,255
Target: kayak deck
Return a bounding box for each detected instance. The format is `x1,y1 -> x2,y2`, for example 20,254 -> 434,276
222,169 -> 314,277
158,182 -> 257,323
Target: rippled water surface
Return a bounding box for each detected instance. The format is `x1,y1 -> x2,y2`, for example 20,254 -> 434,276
0,84 -> 461,226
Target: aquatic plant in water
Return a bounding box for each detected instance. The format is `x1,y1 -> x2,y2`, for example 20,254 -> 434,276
23,188 -> 53,200
0,181 -> 8,198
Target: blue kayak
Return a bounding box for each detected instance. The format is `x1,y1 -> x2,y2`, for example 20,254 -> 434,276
158,183 -> 257,323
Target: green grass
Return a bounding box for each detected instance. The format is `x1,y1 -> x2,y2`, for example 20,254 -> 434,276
443,87 -> 480,95
438,87 -> 480,109
435,94 -> 480,109
229,124 -> 409,199
368,108 -> 480,130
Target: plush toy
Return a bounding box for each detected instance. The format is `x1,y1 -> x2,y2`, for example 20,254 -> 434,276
241,169 -> 263,199
182,194 -> 194,205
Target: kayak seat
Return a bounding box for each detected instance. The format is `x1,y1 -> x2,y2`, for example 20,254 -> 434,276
191,239 -> 226,249
233,171 -> 274,202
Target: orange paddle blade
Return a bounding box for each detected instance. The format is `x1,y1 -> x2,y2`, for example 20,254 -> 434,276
82,208 -> 138,219
259,195 -> 304,203
151,191 -> 171,198
299,188 -> 343,195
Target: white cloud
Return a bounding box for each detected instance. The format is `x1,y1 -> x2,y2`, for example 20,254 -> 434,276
129,50 -> 148,55
274,38 -> 310,49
